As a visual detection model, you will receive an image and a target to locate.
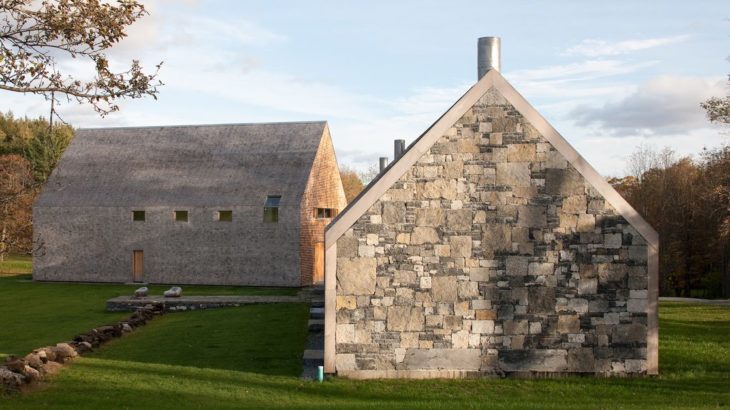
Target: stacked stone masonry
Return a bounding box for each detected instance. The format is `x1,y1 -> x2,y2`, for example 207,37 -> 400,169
335,87 -> 649,376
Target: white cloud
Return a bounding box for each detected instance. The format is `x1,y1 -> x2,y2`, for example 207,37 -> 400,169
570,75 -> 726,137
564,35 -> 691,57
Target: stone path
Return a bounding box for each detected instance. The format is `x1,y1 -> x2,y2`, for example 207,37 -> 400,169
660,297 -> 730,306
301,286 -> 324,380
106,295 -> 303,312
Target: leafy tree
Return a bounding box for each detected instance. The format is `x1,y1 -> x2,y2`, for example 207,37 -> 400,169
701,74 -> 730,124
0,0 -> 162,116
613,145 -> 730,298
339,166 -> 364,203
0,155 -> 34,261
0,112 -> 73,181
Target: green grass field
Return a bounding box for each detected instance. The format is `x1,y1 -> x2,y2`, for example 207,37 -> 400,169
0,274 -> 728,409
0,254 -> 32,275
0,273 -> 297,361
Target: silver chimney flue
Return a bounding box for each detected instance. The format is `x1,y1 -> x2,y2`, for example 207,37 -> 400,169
394,139 -> 405,160
477,36 -> 501,79
379,157 -> 389,173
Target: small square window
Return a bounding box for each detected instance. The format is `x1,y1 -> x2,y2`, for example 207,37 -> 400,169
264,195 -> 281,223
174,210 -> 188,222
132,210 -> 145,221
315,208 -> 336,219
218,210 -> 232,221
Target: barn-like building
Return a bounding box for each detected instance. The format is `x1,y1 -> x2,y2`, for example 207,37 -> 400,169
33,121 -> 346,287
324,38 -> 658,377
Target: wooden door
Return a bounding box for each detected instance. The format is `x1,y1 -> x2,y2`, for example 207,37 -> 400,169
313,242 -> 324,284
132,250 -> 144,282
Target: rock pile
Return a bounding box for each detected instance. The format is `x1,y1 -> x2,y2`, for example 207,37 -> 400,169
0,303 -> 164,392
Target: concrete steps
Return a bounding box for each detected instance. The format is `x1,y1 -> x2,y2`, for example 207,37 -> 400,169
301,286 -> 325,380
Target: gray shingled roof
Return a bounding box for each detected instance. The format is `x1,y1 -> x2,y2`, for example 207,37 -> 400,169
35,121 -> 327,207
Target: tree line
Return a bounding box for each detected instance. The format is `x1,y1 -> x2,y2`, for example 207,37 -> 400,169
0,113 -> 73,260
610,144 -> 730,298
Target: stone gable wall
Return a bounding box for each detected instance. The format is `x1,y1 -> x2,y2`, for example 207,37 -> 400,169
335,87 -> 649,376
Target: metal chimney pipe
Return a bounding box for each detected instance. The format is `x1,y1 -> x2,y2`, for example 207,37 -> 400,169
477,36 -> 501,79
394,139 -> 405,160
379,157 -> 389,172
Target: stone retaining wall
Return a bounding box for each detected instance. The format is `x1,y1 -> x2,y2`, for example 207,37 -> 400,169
0,305 -> 164,392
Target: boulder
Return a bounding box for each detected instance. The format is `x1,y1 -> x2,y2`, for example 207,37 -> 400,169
0,366 -> 24,390
121,323 -> 133,333
164,287 -> 182,298
53,343 -> 78,362
23,353 -> 44,370
4,357 -> 26,373
134,286 -> 149,298
38,347 -> 56,362
21,365 -> 40,382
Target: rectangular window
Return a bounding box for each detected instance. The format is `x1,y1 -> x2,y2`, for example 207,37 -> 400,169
315,208 -> 336,219
218,210 -> 233,222
174,210 -> 188,222
263,195 -> 281,223
132,210 -> 145,221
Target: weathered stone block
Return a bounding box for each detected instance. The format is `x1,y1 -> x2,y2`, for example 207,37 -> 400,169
443,315 -> 463,330
336,296 -> 357,310
507,144 -> 536,162
411,227 -> 440,245
336,324 -> 355,343
450,236 -> 472,258
562,195 -> 587,213
545,168 -> 585,196
496,163 -> 531,187
387,306 -> 424,331
567,348 -> 595,372
517,206 -> 547,228
442,161 -> 464,178
336,354 -> 357,371
476,310 -> 497,320
604,233 -> 622,249
528,287 -> 556,314
528,262 -> 554,276
415,208 -> 444,227
506,256 -> 529,276
446,210 -> 473,232
337,257 -> 377,295
598,264 -> 628,284
499,349 -> 568,372
337,236 -> 359,258
577,214 -> 596,232
482,224 -> 512,254
578,278 -> 598,295
403,348 -> 481,370
458,281 -> 479,299
472,320 -> 495,334
421,179 -> 457,200
558,315 -> 580,333
431,276 -> 458,302
382,202 -> 406,225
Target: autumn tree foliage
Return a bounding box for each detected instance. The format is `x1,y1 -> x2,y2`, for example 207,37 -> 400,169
0,154 -> 34,261
611,146 -> 730,298
0,0 -> 162,116
340,166 -> 364,203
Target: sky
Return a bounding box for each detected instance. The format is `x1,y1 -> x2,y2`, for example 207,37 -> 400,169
2,0 -> 728,176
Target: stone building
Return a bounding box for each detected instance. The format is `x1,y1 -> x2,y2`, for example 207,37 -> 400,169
34,121 -> 347,287
324,38 -> 658,378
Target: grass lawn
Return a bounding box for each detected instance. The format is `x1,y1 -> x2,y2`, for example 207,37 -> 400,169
1,277 -> 728,408
0,254 -> 32,275
0,274 -> 298,361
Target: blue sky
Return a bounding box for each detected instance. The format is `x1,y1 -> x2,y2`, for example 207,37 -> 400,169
3,0 -> 728,176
